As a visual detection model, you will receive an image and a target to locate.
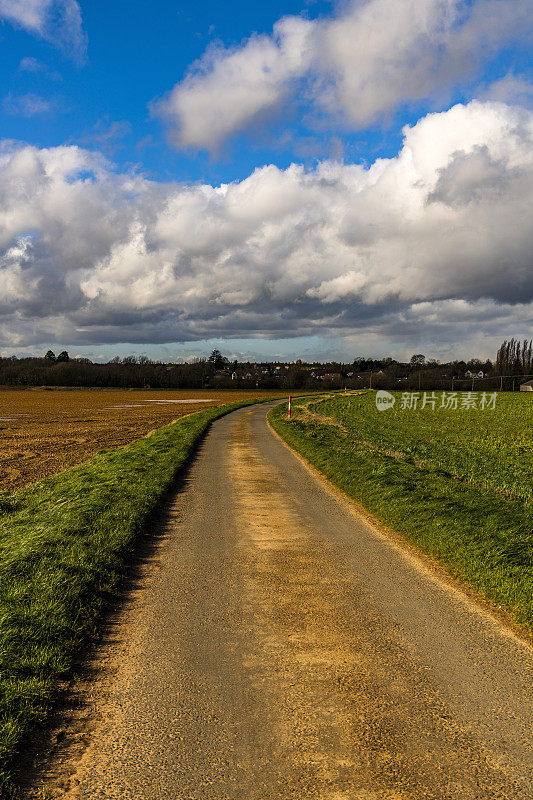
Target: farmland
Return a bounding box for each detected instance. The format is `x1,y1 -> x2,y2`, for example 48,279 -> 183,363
303,391 -> 533,501
2,391 -> 532,795
269,392 -> 533,631
0,389 -> 286,493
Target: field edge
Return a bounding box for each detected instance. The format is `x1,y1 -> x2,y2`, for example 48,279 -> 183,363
267,400 -> 533,639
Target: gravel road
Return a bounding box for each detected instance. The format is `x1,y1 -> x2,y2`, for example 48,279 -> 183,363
30,402 -> 533,799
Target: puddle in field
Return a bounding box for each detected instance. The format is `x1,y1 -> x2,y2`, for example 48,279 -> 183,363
99,399 -> 217,411
100,405 -> 147,410
141,399 -> 215,404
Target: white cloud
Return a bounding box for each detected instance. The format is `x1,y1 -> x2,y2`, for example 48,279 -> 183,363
3,92 -> 53,116
19,55 -> 45,71
318,0 -> 531,127
18,55 -> 61,80
0,0 -> 86,59
0,101 -> 531,352
153,16 -> 313,151
480,73 -> 533,107
154,0 -> 532,151
306,271 -> 367,303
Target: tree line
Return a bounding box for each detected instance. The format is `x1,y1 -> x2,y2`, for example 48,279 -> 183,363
0,340 -> 529,390
495,339 -> 533,376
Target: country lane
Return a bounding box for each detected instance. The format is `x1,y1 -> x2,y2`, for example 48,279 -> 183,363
28,402 -> 533,799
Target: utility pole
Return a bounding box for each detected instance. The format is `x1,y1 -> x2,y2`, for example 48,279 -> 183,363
369,371 -> 373,390
500,375 -> 503,392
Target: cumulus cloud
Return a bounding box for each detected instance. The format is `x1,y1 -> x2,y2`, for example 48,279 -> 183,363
153,16 -> 313,151
0,101 -> 532,351
318,0 -> 531,127
154,0 -> 531,151
0,0 -> 86,60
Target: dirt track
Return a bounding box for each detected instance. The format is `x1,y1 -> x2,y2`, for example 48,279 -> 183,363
27,403 -> 533,799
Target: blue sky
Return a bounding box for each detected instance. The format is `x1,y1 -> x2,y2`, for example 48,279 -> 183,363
2,0 -> 339,184
2,0 -> 529,183
0,0 -> 532,362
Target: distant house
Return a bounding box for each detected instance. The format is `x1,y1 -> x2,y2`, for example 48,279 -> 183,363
320,372 -> 342,380
465,370 -> 485,379
520,379 -> 533,391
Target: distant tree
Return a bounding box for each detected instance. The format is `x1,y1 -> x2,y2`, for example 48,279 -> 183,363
410,354 -> 426,366
45,350 -> 56,362
466,358 -> 484,372
495,338 -> 533,376
208,349 -> 228,370
56,350 -> 70,363
353,357 -> 370,372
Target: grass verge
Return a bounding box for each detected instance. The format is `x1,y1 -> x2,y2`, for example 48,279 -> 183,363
0,399 -> 264,795
269,401 -> 533,633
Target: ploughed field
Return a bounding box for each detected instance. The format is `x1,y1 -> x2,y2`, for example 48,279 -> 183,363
0,389 -> 280,492
306,391 -> 533,501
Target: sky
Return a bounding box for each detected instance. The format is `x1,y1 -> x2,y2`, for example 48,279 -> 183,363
0,0 -> 532,363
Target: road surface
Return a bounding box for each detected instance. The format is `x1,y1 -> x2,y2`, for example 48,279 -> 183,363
31,402 -> 533,799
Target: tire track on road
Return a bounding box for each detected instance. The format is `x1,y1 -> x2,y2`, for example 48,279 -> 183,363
227,411 -> 527,800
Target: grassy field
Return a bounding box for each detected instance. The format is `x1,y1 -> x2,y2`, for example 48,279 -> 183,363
269,392 -> 533,633
306,391 -> 533,501
0,389 -> 287,493
0,397 -> 269,796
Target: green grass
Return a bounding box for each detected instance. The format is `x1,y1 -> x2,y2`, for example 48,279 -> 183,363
269,397 -> 533,633
0,398 -> 264,795
309,391 -> 533,501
